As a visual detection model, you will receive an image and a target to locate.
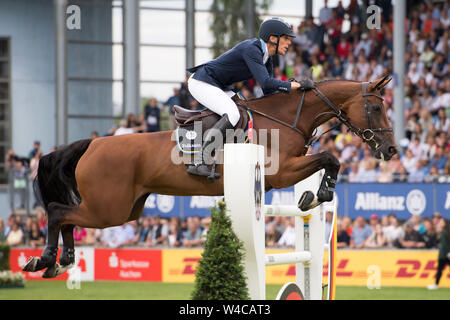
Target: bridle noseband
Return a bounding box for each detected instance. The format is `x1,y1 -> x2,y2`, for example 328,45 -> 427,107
247,81 -> 393,154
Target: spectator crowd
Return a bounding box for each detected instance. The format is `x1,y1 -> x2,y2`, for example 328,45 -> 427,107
107,0 -> 449,183
1,206 -> 449,251
6,1 -> 449,185
0,209 -> 212,249
1,1 -> 449,251
265,210 -> 448,250
288,0 -> 449,184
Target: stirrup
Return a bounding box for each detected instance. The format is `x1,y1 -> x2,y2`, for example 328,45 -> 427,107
187,163 -> 221,182
207,162 -> 219,183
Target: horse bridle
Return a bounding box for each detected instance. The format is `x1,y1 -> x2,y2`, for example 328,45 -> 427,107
247,81 -> 393,154
313,82 -> 393,144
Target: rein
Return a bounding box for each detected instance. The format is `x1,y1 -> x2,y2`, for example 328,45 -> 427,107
247,81 -> 393,154
246,89 -> 309,141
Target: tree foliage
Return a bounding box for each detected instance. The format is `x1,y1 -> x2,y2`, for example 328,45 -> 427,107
209,0 -> 272,57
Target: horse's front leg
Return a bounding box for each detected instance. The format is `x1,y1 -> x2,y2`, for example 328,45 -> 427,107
270,151 -> 340,211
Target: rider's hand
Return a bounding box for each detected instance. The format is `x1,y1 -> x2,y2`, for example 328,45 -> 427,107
291,82 -> 301,90
299,78 -> 315,90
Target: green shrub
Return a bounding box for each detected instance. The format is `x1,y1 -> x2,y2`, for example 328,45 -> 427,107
0,243 -> 10,271
191,201 -> 250,300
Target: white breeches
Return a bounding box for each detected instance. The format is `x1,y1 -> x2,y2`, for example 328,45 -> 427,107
188,75 -> 240,126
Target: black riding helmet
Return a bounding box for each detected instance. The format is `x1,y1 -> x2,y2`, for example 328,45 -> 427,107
259,18 -> 296,54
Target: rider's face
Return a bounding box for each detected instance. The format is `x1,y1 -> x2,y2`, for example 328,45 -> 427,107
277,35 -> 293,55
267,35 -> 294,56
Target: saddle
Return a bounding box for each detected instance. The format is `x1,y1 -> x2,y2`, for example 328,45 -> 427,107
172,96 -> 252,158
173,96 -> 249,132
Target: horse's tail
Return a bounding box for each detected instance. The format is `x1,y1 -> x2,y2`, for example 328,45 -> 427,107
34,139 -> 92,212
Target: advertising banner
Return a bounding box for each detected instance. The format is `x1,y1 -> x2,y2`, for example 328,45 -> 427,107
94,248 -> 161,281
162,249 -> 202,283
143,194 -> 222,218
436,184 -> 450,216
143,183 -> 449,219
334,250 -> 450,288
10,248 -> 450,288
342,183 -> 435,220
9,247 -> 94,281
160,249 -> 450,288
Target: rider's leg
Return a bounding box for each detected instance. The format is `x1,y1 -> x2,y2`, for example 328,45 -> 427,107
187,76 -> 240,126
187,76 -> 239,178
186,113 -> 234,179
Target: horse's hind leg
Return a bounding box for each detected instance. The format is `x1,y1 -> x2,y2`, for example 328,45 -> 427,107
57,224 -> 76,275
22,203 -> 72,278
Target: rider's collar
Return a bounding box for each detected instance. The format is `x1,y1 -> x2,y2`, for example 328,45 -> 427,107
260,39 -> 269,64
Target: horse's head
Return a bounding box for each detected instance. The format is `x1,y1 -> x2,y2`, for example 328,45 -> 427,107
344,76 -> 398,161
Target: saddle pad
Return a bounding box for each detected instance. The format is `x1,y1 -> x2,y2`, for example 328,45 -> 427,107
175,109 -> 253,156
175,124 -> 202,154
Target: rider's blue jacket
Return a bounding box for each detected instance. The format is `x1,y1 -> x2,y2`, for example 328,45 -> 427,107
188,38 -> 292,95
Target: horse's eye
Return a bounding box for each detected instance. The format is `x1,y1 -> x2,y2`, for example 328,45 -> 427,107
373,105 -> 382,112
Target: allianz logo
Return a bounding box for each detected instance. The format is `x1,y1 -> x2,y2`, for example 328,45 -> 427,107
190,196 -> 223,209
355,189 -> 426,215
145,194 -> 175,213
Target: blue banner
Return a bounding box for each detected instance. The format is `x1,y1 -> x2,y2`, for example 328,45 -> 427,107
143,194 -> 222,218
338,183 -> 435,220
143,183 -> 449,220
436,184 -> 450,218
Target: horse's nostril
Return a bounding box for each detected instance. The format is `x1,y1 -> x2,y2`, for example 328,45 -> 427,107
388,146 -> 397,155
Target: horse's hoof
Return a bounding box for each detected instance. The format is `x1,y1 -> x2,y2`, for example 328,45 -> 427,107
298,191 -> 320,211
42,263 -> 59,279
22,257 -> 39,272
56,263 -> 74,277
317,190 -> 334,203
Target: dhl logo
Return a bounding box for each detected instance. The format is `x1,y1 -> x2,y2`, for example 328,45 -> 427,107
273,259 -> 450,279
181,257 -> 201,275
395,260 -> 450,279
178,256 -> 450,280
282,259 -> 353,277
179,257 -> 353,277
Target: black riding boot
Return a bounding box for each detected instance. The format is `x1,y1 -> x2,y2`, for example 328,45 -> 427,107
187,114 -> 234,181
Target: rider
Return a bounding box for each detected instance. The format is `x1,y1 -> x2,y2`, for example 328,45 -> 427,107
186,17 -> 313,178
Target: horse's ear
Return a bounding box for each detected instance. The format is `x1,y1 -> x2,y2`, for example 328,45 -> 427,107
370,75 -> 392,92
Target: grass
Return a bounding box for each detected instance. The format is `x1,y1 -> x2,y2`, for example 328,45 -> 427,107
1,281 -> 449,300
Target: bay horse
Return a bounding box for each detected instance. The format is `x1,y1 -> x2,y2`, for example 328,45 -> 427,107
23,76 -> 397,278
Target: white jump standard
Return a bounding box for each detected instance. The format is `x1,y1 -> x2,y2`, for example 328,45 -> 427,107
224,143 -> 336,300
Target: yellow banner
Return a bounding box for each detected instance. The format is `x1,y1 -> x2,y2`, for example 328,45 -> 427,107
162,249 -> 203,283
331,250 -> 450,288
161,249 -> 450,288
